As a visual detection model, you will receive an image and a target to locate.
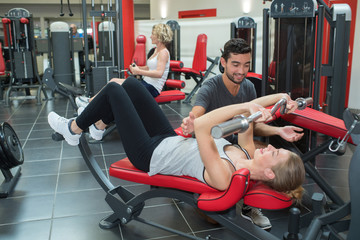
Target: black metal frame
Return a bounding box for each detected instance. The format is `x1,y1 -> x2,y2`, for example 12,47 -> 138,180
181,56 -> 219,104
2,8 -> 47,107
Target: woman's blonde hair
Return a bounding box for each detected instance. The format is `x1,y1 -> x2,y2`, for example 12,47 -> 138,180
152,23 -> 173,44
263,151 -> 305,201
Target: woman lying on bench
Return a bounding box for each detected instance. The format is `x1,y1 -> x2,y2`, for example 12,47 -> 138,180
48,77 -> 305,198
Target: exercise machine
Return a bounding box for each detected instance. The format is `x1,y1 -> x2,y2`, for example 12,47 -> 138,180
170,34 -> 219,103
262,0 -> 351,119
49,21 -> 74,87
231,16 -> 257,73
1,8 -> 46,107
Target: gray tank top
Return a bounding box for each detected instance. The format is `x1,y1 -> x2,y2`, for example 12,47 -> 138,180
149,136 -> 239,184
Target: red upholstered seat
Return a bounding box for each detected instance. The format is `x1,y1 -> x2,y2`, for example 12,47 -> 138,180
132,35 -> 147,66
0,42 -> 5,76
172,33 -> 207,76
170,34 -> 209,103
154,90 -> 185,103
109,158 -> 293,212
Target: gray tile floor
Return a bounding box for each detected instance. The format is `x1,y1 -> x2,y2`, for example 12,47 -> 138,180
0,91 -> 353,240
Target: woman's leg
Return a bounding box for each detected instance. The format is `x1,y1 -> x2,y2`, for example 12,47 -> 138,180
75,79 -> 175,171
122,78 -> 175,137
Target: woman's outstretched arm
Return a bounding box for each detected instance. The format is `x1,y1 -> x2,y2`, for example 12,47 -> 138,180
194,102 -> 270,190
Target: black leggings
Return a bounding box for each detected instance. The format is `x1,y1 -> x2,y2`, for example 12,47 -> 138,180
76,77 -> 177,171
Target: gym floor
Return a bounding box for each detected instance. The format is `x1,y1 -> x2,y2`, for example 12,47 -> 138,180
0,90 -> 353,240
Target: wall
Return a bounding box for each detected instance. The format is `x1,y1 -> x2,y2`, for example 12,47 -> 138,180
348,0 -> 360,109
150,0 -> 271,20
143,0 -> 272,93
134,16 -> 268,93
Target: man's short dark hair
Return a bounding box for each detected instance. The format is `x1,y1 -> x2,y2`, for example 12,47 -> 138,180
222,38 -> 251,61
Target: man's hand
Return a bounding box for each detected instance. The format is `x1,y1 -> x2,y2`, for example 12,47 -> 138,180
181,112 -> 196,136
278,126 -> 304,142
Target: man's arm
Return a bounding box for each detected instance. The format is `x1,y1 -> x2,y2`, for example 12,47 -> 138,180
251,93 -> 304,142
181,106 -> 206,135
253,123 -> 304,142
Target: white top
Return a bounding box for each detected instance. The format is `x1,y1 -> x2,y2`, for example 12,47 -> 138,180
143,49 -> 170,93
149,136 -> 234,184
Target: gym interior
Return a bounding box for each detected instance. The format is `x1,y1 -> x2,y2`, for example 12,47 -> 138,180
0,0 -> 360,239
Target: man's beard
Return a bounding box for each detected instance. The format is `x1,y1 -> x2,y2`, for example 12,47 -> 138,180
225,70 -> 245,85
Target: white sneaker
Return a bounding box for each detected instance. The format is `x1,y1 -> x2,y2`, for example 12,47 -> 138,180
75,96 -> 90,109
77,107 -> 105,141
48,112 -> 81,146
89,124 -> 105,140
241,205 -> 272,230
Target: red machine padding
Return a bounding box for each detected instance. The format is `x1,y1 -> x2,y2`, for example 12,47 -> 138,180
170,60 -> 184,69
20,18 -> 29,24
192,34 -> 207,72
197,169 -> 250,211
154,90 -> 185,103
244,181 -> 293,210
171,34 -> 207,75
0,42 -> 5,75
110,158 -> 249,212
165,79 -> 185,89
110,158 -> 294,212
2,18 -> 11,24
172,66 -> 204,76
110,158 -> 219,194
280,107 -> 354,144
174,126 -> 192,138
132,35 -> 147,66
247,72 -> 262,79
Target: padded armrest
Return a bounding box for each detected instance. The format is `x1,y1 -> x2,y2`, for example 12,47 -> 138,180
170,60 -> 184,69
165,79 -> 185,89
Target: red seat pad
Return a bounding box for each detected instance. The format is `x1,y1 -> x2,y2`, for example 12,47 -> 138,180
110,158 -> 249,211
110,158 -> 221,194
110,158 -> 293,212
244,181 -> 293,210
171,67 -> 204,76
154,90 -> 185,103
279,107 -> 354,144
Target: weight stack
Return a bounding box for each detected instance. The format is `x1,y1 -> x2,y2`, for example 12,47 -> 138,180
14,51 -> 34,79
50,21 -> 73,86
90,66 -> 118,95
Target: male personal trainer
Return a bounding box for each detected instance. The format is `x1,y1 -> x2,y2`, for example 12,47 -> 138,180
181,38 -> 304,230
